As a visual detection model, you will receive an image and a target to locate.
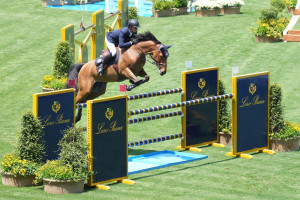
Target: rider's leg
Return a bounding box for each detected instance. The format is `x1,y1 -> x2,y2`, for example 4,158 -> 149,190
97,37 -> 117,75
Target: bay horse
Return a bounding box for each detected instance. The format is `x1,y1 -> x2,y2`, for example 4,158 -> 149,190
66,31 -> 173,122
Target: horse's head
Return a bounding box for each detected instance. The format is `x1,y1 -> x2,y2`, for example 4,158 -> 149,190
152,44 -> 173,76
131,31 -> 173,76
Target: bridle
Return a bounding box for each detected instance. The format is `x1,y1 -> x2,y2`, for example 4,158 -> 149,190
134,44 -> 167,71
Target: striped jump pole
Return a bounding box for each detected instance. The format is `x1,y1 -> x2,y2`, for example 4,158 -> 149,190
127,88 -> 183,101
77,88 -> 183,108
128,111 -> 183,124
128,133 -> 183,147
129,94 -> 233,116
76,103 -> 87,109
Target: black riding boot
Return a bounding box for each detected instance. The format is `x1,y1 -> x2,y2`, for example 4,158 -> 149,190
98,52 -> 113,76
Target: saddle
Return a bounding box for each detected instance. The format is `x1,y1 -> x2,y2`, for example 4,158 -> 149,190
95,48 -> 120,69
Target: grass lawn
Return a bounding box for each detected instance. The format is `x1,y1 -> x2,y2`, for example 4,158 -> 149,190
0,0 -> 299,199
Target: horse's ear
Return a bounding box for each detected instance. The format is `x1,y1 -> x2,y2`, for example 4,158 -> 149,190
161,45 -> 173,52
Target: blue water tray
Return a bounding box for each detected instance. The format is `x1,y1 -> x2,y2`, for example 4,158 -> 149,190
128,150 -> 208,175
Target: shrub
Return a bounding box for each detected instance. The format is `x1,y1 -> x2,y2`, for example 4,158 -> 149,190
260,7 -> 279,20
269,83 -> 285,135
129,7 -> 139,20
271,0 -> 286,12
36,127 -> 90,181
52,41 -> 73,79
16,111 -> 45,164
152,0 -> 174,10
173,0 -> 187,8
57,127 -> 88,178
218,79 -> 231,133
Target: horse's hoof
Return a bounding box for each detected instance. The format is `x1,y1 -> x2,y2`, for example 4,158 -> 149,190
126,85 -> 134,91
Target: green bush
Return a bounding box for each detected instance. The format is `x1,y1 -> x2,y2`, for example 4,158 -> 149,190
129,7 -> 139,20
57,127 -> 90,180
152,0 -> 174,10
218,79 -> 231,133
260,7 -> 279,20
173,0 -> 187,8
269,83 -> 285,135
16,111 -> 45,164
36,127 -> 90,181
271,0 -> 286,12
52,41 -> 73,79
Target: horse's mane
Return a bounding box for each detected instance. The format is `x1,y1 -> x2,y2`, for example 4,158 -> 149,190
132,31 -> 161,44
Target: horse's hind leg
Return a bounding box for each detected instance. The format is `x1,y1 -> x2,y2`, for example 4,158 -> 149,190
75,76 -> 95,123
85,82 -> 107,100
75,82 -> 107,123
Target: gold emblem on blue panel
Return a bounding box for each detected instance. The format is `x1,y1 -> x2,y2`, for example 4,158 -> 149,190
52,101 -> 61,113
249,83 -> 256,95
105,108 -> 114,120
198,78 -> 206,90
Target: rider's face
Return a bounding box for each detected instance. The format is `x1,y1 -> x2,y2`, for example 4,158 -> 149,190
130,26 -> 138,34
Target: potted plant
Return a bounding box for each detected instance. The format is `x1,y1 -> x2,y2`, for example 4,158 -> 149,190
250,7 -> 289,42
193,0 -> 222,17
152,0 -> 175,17
1,111 -> 45,187
285,0 -> 298,13
219,0 -> 245,15
173,0 -> 188,16
269,83 -> 300,151
42,41 -> 73,92
36,127 -> 90,194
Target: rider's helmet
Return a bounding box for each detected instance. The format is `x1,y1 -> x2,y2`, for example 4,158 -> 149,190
128,19 -> 141,28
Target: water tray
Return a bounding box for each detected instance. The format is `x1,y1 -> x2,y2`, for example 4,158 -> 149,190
128,150 -> 208,175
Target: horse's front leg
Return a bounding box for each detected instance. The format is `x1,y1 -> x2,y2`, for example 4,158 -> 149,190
121,68 -> 143,91
139,68 -> 150,84
128,69 -> 149,89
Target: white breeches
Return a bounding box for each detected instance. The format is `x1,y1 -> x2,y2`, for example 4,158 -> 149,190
105,37 -> 117,57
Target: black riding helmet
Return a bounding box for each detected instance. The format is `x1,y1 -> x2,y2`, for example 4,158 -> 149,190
128,19 -> 141,28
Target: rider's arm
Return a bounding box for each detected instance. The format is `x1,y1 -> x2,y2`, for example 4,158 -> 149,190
119,29 -> 133,49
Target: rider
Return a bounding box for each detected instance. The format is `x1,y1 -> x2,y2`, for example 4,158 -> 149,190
97,19 -> 141,75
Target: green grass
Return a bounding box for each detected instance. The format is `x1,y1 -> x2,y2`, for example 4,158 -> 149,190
0,0 -> 300,199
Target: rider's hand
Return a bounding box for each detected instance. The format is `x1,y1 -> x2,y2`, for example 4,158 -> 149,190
131,39 -> 138,45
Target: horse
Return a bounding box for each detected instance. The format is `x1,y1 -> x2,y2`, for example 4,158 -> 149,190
66,31 -> 173,122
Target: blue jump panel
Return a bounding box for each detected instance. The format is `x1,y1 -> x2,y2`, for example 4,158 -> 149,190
128,150 -> 208,175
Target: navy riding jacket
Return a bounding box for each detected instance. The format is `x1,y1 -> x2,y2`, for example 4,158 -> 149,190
106,27 -> 135,49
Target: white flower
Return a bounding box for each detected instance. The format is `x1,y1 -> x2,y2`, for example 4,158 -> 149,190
192,0 -> 222,10
218,0 -> 245,7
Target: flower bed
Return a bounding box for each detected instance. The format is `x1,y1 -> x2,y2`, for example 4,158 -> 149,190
192,0 -> 245,16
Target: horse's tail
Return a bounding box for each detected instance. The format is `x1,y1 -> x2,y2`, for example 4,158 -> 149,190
65,63 -> 85,89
